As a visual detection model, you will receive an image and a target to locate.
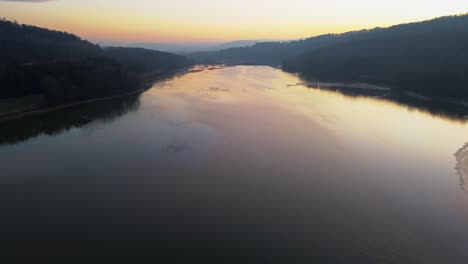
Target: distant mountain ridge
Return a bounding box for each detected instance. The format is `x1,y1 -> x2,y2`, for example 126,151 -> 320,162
189,33 -> 356,65
103,40 -> 280,54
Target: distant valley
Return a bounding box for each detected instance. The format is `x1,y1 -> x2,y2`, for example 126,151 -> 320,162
100,40 -> 281,54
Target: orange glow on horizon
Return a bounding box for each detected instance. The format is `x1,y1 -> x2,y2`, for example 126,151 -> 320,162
1,0 -> 467,43
2,12 -> 359,43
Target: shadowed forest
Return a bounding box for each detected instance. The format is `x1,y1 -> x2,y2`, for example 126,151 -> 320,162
0,19 -> 190,106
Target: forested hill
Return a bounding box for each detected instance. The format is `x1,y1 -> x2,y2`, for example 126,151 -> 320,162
191,14 -> 468,98
0,19 -> 190,106
189,34 -> 342,65
104,47 -> 190,76
189,28 -> 395,66
0,18 -> 103,63
284,14 -> 468,97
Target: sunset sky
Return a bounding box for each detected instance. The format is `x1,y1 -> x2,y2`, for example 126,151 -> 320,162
1,0 -> 467,43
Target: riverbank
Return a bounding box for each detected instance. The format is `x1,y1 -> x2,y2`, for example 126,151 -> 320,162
286,81 -> 391,91
0,95 -> 46,117
293,80 -> 468,109
0,89 -> 144,123
0,67 -> 190,123
307,82 -> 390,91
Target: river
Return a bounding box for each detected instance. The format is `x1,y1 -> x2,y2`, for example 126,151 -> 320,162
1,65 -> 468,262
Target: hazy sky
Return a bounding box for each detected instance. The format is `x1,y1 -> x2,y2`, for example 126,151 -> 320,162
1,0 -> 467,43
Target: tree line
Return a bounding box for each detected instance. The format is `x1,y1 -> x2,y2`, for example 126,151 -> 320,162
0,19 -> 191,106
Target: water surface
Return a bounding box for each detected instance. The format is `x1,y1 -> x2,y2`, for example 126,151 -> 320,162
1,66 -> 468,262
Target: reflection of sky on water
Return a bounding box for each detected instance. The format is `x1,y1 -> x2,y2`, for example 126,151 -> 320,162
1,66 -> 468,260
